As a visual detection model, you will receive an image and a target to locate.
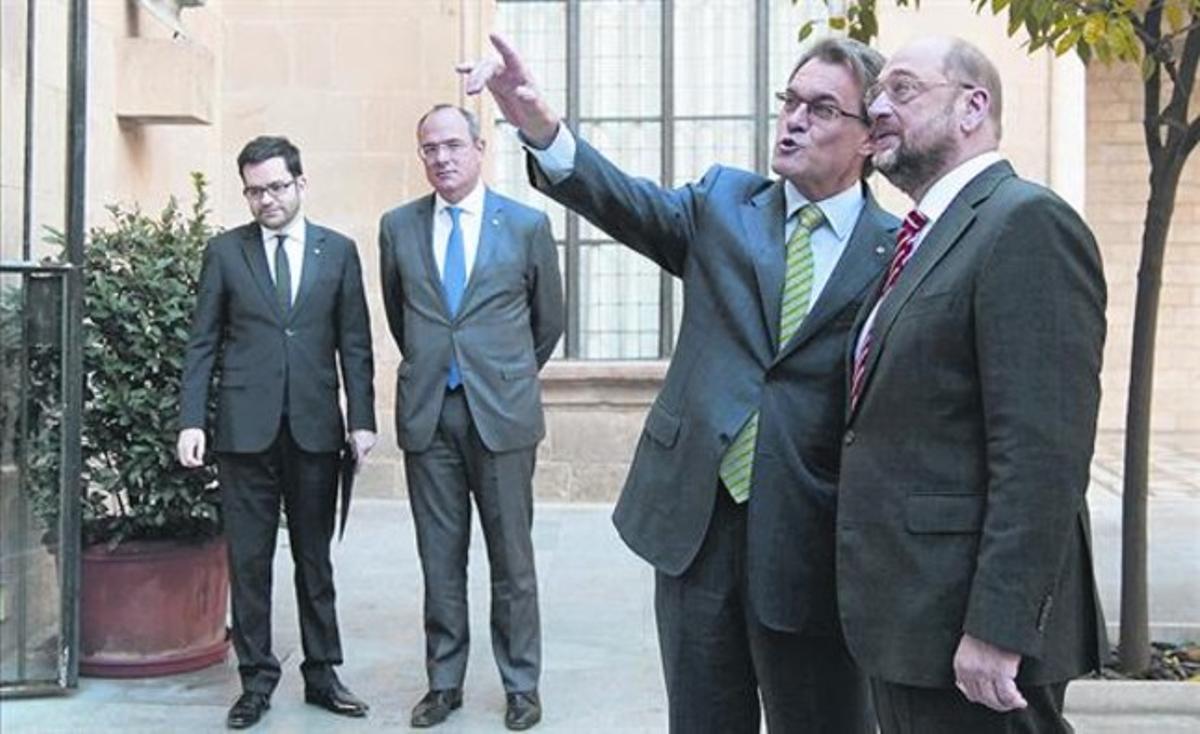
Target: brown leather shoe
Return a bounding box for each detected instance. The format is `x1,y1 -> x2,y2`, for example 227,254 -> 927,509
410,688 -> 463,728
505,690 -> 542,731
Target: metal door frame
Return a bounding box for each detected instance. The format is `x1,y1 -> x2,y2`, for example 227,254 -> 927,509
0,0 -> 87,697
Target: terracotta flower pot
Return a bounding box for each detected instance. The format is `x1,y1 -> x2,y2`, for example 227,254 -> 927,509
79,535 -> 230,677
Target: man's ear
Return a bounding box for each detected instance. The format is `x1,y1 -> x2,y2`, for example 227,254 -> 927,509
960,87 -> 990,134
295,174 -> 309,194
857,128 -> 875,159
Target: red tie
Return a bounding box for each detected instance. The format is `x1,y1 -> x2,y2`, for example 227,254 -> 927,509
850,209 -> 929,410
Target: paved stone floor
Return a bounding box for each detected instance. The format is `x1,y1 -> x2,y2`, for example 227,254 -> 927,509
1,432 -> 1197,732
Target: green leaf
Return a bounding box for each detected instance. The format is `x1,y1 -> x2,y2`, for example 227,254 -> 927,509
829,16 -> 847,30
1141,54 -> 1157,80
1008,0 -> 1028,35
1082,14 -> 1107,45
1055,28 -> 1082,56
1165,0 -> 1185,32
799,20 -> 815,42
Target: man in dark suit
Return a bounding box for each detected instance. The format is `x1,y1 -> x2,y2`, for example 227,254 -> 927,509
177,136 -> 377,730
378,104 -> 563,731
464,35 -> 896,733
837,37 -> 1108,733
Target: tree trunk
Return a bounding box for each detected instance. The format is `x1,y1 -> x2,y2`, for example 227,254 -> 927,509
1118,155 -> 1183,674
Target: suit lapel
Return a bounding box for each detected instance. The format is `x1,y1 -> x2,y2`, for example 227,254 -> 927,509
458,189 -> 502,315
774,191 -> 895,364
849,161 -> 1014,421
739,182 -> 787,350
409,195 -> 451,319
240,224 -> 285,322
289,220 -> 323,318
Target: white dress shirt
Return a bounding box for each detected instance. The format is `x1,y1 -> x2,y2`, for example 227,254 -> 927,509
261,214 -> 306,302
854,151 -> 1005,356
523,125 -> 863,309
432,181 -> 487,280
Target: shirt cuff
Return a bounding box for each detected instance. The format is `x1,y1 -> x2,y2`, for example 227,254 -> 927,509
520,124 -> 576,185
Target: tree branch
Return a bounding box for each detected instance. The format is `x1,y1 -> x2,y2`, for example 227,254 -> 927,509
1185,116 -> 1200,156
1162,20 -> 1200,149
1142,6 -> 1166,156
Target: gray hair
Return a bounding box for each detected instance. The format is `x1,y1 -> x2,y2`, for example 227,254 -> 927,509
790,36 -> 886,119
943,39 -> 1003,139
416,104 -> 482,142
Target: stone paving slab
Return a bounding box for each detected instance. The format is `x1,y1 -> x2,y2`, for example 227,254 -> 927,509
2,440 -> 1198,734
1089,431 -> 1200,500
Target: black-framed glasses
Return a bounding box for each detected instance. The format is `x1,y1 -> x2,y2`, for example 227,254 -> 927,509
418,139 -> 471,161
243,179 -> 296,200
774,91 -> 867,124
866,75 -> 977,106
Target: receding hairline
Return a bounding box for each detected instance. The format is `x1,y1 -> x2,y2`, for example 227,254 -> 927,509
941,38 -> 1003,136
416,104 -> 482,142
788,37 -> 885,114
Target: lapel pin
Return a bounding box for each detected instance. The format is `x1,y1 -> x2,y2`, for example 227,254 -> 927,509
314,248 -> 322,255
491,218 -> 500,226
875,245 -> 886,255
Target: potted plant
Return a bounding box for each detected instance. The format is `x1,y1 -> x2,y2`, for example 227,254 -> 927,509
41,173 -> 229,677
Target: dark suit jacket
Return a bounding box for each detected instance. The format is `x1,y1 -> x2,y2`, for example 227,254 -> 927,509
532,138 -> 897,634
179,220 -> 376,454
836,161 -> 1108,687
378,188 -> 564,453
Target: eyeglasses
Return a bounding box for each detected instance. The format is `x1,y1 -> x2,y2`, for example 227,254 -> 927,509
774,91 -> 867,124
243,179 -> 296,200
418,139 -> 472,161
866,75 -> 977,106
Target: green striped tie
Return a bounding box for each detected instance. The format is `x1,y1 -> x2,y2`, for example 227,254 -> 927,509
719,204 -> 824,503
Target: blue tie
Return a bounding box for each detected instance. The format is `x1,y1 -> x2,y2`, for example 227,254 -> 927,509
442,206 -> 466,389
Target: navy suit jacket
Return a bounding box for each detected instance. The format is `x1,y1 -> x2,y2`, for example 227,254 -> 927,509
532,138 -> 897,633
179,220 -> 376,454
378,189 -> 564,453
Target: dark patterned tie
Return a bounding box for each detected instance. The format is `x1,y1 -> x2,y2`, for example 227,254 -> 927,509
273,234 -> 291,313
849,209 -> 929,410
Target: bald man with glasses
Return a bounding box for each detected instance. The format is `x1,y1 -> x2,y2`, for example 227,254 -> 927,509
836,37 -> 1107,734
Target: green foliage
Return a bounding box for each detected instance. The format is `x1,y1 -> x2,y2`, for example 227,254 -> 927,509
44,173 -> 221,547
800,0 -> 1200,79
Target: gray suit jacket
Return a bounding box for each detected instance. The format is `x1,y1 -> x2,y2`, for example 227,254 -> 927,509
836,161 -> 1108,687
179,220 -> 376,454
531,138 -> 897,634
378,188 -> 563,453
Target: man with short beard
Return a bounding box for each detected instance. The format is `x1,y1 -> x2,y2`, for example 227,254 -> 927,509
835,36 -> 1107,734
178,135 -> 376,729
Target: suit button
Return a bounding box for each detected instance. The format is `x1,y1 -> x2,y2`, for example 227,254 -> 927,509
844,430 -> 855,446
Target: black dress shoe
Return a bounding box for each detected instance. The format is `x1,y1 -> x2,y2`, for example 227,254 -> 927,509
505,690 -> 542,731
227,691 -> 270,729
304,679 -> 369,717
410,688 -> 463,728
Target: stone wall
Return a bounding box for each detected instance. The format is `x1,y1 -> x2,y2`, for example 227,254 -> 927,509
1085,63 -> 1200,432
